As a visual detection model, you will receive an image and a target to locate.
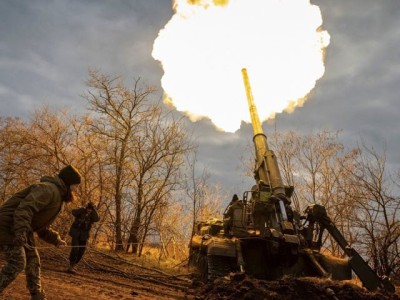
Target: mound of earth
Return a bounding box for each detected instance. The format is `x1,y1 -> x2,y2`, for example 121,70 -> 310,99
187,273 -> 399,300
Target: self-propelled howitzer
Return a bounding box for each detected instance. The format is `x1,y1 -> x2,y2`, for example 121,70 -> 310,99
188,69 -> 395,293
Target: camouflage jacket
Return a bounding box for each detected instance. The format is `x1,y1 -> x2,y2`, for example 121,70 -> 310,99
0,175 -> 67,245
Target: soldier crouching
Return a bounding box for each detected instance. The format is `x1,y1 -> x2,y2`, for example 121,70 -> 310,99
0,165 -> 81,300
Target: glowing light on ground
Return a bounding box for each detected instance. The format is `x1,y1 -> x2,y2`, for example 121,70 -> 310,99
152,0 -> 330,132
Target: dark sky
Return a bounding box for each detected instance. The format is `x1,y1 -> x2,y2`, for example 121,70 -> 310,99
1,0 -> 399,201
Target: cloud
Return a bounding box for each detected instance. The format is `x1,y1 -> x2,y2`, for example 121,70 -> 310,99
0,0 -> 171,117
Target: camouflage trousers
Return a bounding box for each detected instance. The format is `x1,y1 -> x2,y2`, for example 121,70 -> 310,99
0,244 -> 42,296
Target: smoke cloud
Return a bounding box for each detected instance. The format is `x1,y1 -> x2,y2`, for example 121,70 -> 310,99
153,0 -> 330,132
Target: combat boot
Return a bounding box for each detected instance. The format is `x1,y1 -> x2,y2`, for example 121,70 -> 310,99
31,290 -> 46,300
67,263 -> 76,274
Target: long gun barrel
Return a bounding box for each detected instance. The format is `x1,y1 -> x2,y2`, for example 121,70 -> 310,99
241,68 -> 287,201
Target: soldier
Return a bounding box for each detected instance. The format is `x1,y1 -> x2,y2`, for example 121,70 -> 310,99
0,165 -> 82,300
67,202 -> 99,273
223,194 -> 241,235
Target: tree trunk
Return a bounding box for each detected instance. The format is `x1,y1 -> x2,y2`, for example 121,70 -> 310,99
126,212 -> 141,254
115,192 -> 124,251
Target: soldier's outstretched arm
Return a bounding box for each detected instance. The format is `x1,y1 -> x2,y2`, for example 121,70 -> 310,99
37,227 -> 64,246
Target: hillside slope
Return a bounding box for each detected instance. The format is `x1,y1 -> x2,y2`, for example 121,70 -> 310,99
0,247 -> 398,300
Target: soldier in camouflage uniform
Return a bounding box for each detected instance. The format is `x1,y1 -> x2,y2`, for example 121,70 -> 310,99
0,165 -> 82,300
223,194 -> 240,236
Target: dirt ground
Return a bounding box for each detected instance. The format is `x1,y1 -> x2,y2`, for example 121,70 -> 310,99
1,248 -> 399,300
0,247 -> 191,300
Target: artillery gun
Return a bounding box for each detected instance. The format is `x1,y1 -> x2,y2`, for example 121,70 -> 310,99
189,69 -> 395,293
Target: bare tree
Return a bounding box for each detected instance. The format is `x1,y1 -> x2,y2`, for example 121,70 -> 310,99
348,143 -> 400,278
0,117 -> 30,200
84,69 -> 157,251
184,150 -> 208,238
0,107 -> 77,199
153,201 -> 189,262
125,110 -> 193,255
29,107 -> 73,169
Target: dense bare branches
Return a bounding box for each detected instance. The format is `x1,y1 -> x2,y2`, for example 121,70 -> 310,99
125,111 -> 194,255
348,144 -> 400,277
83,70 -> 159,251
0,108 -> 76,199
0,117 -> 30,199
83,70 -> 194,253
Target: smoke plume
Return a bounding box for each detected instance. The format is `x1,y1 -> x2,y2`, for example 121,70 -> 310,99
152,0 -> 330,132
